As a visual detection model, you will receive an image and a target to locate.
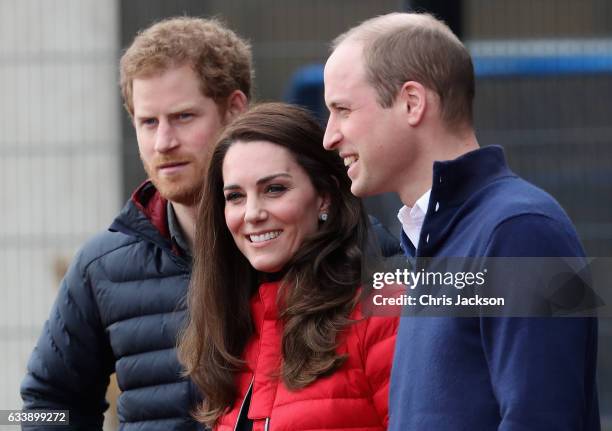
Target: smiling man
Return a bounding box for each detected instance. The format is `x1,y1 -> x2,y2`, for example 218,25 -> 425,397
323,12 -> 600,431
21,17 -> 250,430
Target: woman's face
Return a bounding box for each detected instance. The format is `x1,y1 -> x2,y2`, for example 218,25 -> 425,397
222,141 -> 328,273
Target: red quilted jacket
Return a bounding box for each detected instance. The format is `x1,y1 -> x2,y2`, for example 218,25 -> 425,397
215,282 -> 398,431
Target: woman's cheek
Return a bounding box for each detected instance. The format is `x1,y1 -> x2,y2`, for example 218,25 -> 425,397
224,206 -> 242,233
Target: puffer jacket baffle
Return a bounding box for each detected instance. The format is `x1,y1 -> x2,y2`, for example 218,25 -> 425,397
215,282 -> 398,431
21,181 -> 203,431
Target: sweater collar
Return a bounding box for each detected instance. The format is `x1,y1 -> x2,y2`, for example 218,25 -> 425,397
399,146 -> 515,258
429,145 -> 514,209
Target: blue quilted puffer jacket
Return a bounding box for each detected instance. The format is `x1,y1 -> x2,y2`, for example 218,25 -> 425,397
21,181 -> 400,430
21,182 -> 204,430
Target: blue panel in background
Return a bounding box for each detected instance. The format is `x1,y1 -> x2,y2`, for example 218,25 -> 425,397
285,39 -> 612,121
474,55 -> 612,77
282,42 -> 612,272
284,64 -> 326,122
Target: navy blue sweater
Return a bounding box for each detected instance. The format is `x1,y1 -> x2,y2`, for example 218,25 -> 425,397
388,146 -> 599,430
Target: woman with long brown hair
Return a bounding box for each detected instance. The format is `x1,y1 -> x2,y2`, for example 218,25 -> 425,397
179,103 -> 397,431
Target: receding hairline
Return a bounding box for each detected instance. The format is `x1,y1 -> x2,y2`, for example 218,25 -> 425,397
332,12 -> 461,51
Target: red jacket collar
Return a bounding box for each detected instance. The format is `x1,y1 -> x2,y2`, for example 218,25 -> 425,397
131,180 -> 170,241
251,282 -> 281,331
247,282 -> 283,420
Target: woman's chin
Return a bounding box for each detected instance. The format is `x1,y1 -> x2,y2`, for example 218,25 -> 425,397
253,263 -> 284,274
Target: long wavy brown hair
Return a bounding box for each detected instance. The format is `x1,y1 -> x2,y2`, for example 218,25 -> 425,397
178,103 -> 368,426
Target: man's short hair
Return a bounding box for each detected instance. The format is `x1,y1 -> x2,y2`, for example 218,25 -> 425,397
333,12 -> 475,128
120,16 -> 253,116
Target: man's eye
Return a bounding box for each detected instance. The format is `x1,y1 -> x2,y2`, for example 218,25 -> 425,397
266,184 -> 287,194
141,118 -> 157,127
224,192 -> 243,202
178,113 -> 193,121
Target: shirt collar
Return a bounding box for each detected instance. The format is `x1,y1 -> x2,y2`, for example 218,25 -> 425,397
397,189 -> 431,249
167,201 -> 192,258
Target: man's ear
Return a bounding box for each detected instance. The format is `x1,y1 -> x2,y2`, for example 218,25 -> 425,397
223,90 -> 248,123
397,81 -> 427,126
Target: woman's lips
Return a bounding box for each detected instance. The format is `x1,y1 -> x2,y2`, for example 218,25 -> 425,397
246,230 -> 283,247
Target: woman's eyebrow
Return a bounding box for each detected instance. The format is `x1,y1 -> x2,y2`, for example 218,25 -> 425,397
223,173 -> 292,191
256,173 -> 292,185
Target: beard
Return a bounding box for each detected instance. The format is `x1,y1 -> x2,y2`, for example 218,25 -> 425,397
142,155 -> 206,206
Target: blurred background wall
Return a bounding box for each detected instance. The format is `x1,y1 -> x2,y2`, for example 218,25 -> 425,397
0,1 -> 610,430
0,0 -> 121,429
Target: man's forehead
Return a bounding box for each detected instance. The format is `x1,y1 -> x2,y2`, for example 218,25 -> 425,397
324,42 -> 367,97
326,42 -> 364,77
132,65 -> 212,116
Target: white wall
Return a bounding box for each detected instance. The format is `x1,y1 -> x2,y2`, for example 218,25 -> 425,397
0,0 -> 120,422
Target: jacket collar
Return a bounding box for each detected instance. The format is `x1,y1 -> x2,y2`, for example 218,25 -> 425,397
251,282 -> 281,325
247,281 -> 282,420
131,180 -> 170,238
109,180 -> 176,253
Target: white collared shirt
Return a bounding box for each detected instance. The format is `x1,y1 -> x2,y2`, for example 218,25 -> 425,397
397,189 -> 431,249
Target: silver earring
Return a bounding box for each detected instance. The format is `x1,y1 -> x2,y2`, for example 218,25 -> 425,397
319,212 -> 328,222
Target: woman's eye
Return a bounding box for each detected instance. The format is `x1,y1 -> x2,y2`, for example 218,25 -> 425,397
266,184 -> 287,194
224,192 -> 243,202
